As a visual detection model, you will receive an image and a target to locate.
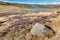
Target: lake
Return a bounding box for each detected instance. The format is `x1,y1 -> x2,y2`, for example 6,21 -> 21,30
25,7 -> 51,10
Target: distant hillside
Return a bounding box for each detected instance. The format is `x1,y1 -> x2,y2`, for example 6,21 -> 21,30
0,1 -> 37,8
0,1 -> 60,8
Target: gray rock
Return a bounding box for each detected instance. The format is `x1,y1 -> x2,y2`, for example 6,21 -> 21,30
31,22 -> 55,38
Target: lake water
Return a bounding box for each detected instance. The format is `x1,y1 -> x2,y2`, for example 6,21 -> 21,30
25,7 -> 50,10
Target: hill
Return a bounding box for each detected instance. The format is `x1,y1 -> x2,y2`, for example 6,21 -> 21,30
0,1 -> 60,8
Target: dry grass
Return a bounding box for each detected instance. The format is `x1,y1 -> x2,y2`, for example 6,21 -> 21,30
0,13 -> 59,40
0,5 -> 60,40
0,5 -> 22,12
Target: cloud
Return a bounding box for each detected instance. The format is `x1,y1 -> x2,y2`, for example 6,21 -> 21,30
49,2 -> 60,4
11,1 -> 60,5
54,2 -> 60,4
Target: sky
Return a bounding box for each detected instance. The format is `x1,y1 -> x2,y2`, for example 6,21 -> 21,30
0,0 -> 60,4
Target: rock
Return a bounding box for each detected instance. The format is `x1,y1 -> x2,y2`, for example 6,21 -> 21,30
31,22 -> 56,38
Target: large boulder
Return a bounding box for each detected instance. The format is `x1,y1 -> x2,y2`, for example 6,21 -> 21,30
31,22 -> 56,38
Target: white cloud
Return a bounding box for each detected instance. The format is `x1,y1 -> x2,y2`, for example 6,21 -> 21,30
49,2 -> 60,5
53,2 -> 60,4
18,1 -> 60,5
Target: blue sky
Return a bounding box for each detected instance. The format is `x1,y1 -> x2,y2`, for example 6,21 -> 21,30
0,0 -> 60,4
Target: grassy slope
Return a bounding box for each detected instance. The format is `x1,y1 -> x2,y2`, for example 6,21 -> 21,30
0,1 -> 60,40
0,5 -> 21,12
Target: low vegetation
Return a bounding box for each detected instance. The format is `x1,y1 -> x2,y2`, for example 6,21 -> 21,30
0,1 -> 60,40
